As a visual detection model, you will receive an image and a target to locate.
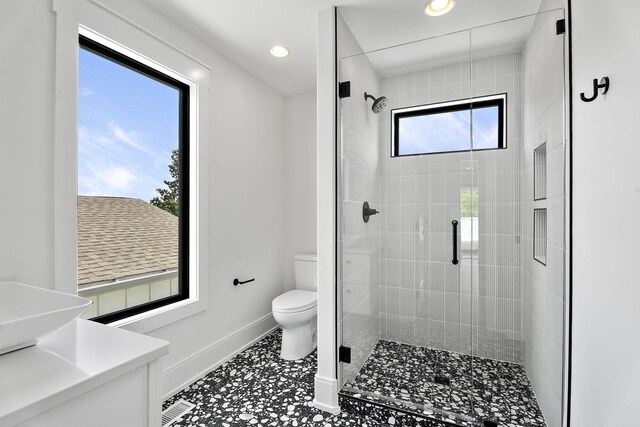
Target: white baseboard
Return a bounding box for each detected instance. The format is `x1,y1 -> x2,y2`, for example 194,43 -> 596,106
162,313 -> 278,400
313,374 -> 340,414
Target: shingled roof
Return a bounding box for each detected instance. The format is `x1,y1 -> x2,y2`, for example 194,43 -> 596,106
77,196 -> 178,286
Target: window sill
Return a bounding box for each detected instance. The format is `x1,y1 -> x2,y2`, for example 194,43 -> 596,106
109,294 -> 206,334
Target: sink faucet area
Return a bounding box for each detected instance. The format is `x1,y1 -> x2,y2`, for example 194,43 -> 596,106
0,283 -> 169,426
0,282 -> 92,355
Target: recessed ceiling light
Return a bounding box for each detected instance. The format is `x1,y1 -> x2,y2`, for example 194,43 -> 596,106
425,0 -> 456,16
270,45 -> 289,58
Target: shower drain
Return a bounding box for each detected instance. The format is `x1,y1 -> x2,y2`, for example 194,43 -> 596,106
433,375 -> 451,387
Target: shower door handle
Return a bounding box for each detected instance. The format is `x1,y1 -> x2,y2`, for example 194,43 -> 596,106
451,220 -> 459,265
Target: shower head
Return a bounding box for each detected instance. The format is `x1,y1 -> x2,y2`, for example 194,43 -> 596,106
364,92 -> 388,114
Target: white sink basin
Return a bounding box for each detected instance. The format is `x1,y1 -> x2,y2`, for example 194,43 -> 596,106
0,282 -> 92,355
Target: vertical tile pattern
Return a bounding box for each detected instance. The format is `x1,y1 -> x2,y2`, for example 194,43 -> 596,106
472,51 -> 525,364
378,52 -> 525,364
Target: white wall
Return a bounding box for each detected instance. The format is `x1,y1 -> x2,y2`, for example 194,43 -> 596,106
0,0 -> 56,288
283,91 -> 317,291
0,0 -> 287,398
571,0 -> 640,424
314,7 -> 340,414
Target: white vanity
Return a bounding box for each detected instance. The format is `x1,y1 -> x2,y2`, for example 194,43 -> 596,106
0,319 -> 169,427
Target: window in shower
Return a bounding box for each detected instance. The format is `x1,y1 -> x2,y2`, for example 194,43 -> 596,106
391,93 -> 506,156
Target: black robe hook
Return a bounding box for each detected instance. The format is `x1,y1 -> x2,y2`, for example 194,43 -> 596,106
580,77 -> 610,102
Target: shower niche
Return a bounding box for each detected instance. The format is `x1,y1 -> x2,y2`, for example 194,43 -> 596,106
336,7 -> 567,427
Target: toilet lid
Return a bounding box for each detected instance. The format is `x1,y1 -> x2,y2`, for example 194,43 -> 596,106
272,290 -> 317,313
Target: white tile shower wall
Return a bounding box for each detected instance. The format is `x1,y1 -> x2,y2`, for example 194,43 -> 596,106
472,52 -> 524,364
378,51 -> 524,364
521,9 -> 565,427
337,13 -> 381,385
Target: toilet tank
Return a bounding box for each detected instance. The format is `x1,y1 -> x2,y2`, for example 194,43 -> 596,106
294,253 -> 317,291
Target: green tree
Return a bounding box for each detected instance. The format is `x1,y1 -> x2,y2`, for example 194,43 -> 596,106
150,149 -> 179,216
460,190 -> 478,217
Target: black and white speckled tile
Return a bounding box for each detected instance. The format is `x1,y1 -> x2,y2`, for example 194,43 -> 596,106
163,330 -> 455,427
339,394 -> 467,427
340,340 -> 547,427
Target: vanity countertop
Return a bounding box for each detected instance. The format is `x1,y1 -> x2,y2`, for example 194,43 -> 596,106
0,319 -> 169,426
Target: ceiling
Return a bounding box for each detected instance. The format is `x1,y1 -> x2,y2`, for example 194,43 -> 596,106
139,0 -> 551,96
351,13 -> 538,77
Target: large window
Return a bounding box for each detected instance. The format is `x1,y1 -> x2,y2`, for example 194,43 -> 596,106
391,93 -> 506,157
77,35 -> 190,323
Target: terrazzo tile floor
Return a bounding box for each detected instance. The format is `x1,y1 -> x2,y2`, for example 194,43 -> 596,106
163,329 -> 397,426
341,340 -> 547,427
163,330 -> 546,427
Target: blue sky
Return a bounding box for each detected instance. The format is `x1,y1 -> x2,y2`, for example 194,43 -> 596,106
78,48 -> 180,201
398,105 -> 499,155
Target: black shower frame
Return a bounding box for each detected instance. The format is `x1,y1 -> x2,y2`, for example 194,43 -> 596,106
333,3 -> 575,426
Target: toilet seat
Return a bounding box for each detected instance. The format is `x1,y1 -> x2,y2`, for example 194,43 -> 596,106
272,290 -> 317,314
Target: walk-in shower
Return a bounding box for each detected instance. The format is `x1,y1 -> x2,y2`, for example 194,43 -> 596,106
336,7 -> 567,427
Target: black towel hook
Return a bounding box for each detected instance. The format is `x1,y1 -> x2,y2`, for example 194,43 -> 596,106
580,77 -> 610,102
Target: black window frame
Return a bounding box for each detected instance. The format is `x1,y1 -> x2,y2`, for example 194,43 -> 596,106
391,93 -> 507,157
78,35 -> 190,324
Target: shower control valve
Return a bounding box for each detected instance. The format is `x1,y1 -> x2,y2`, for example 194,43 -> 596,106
362,201 -> 380,223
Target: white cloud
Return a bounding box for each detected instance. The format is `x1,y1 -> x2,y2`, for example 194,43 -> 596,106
79,87 -> 94,97
79,164 -> 137,197
79,125 -> 117,152
78,122 -> 173,200
107,122 -> 170,170
473,122 -> 498,149
108,122 -> 146,151
103,166 -> 135,191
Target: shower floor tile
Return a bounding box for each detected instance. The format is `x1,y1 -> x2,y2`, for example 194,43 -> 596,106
163,330 -> 454,426
340,340 -> 547,427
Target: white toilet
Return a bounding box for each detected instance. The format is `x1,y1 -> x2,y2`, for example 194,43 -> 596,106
272,253 -> 317,360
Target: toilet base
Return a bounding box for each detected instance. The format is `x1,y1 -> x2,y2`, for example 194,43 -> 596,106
280,316 -> 317,360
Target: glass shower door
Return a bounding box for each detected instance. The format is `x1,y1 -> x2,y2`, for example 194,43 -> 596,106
336,7 -> 567,427
336,26 -> 478,425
